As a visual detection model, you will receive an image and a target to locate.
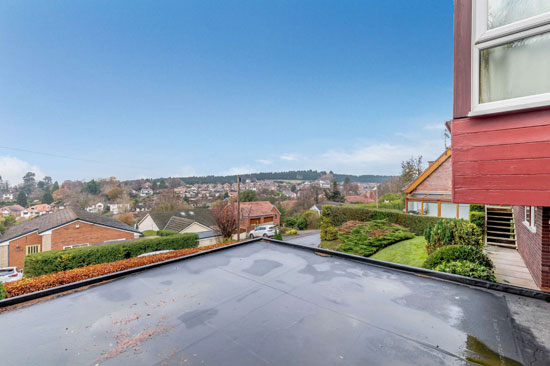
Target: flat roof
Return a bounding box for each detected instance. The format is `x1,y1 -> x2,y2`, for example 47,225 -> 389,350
0,241 -> 547,365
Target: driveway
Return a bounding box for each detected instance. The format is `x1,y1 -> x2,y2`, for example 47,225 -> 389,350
283,229 -> 321,248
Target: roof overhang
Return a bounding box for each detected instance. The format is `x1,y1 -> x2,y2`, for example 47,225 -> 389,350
404,149 -> 452,194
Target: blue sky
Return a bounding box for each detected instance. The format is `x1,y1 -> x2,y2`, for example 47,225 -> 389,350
0,1 -> 453,184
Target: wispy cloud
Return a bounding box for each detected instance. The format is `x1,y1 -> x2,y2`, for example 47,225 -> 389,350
280,153 -> 299,161
256,159 -> 272,165
424,123 -> 444,130
220,165 -> 254,175
0,156 -> 44,184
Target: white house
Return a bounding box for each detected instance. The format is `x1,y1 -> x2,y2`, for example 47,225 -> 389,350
108,203 -> 130,215
86,202 -> 105,214
2,193 -> 14,200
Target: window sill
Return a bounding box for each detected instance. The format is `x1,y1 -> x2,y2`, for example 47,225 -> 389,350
522,221 -> 537,233
469,93 -> 550,117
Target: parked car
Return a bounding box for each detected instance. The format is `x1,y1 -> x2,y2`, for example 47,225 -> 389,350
0,267 -> 22,283
137,250 -> 174,258
249,225 -> 278,239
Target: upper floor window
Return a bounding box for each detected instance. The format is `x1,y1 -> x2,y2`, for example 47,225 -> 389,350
471,1 -> 550,116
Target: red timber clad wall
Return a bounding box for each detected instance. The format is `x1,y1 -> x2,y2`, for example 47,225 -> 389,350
451,1 -> 550,291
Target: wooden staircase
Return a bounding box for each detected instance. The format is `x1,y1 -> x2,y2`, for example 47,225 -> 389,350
485,206 -> 516,249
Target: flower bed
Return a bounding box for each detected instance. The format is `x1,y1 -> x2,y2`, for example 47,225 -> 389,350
4,242 -> 237,299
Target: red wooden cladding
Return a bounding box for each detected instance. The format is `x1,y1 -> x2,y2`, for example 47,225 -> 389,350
453,0 -> 472,119
452,142 -> 550,162
454,158 -> 550,176
453,123 -> 550,148
455,175 -> 550,191
452,109 -> 550,135
454,189 -> 550,206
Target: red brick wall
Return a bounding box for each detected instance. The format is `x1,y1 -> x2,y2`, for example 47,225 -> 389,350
9,232 -> 42,269
51,221 -> 135,250
514,206 -> 550,290
416,158 -> 452,193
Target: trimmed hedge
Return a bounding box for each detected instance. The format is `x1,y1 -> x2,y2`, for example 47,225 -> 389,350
157,229 -> 179,236
469,211 -> 485,234
470,204 -> 485,213
435,260 -> 496,282
424,219 -> 483,254
423,245 -> 493,270
321,205 -> 440,236
23,233 -> 199,277
142,230 -> 157,237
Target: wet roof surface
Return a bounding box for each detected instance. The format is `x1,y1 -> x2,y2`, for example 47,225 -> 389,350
0,241 -> 546,365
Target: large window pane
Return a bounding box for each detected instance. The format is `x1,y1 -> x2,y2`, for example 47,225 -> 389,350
480,31 -> 550,103
424,203 -> 438,217
407,201 -> 421,213
488,0 -> 550,29
458,204 -> 470,220
441,203 -> 457,219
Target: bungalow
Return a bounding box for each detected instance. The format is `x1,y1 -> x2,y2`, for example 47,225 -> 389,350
0,208 -> 141,269
230,201 -> 281,233
21,204 -> 52,219
404,149 -> 470,220
1,204 -> 25,218
136,208 -> 218,237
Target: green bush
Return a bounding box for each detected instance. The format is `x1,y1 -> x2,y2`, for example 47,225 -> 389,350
301,210 -> 320,229
142,230 -> 157,237
0,282 -> 7,300
321,205 -> 440,236
470,204 -> 485,213
23,233 -> 199,277
423,245 -> 493,270
338,220 -> 414,257
287,229 -> 298,235
273,230 -> 283,240
424,219 -> 483,254
284,217 -> 297,228
435,260 -> 496,282
157,229 -> 179,236
469,211 -> 485,234
296,216 -> 307,230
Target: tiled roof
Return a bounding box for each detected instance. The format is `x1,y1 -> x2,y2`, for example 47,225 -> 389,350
233,201 -> 279,218
148,208 -> 216,230
164,216 -> 195,232
0,208 -> 139,243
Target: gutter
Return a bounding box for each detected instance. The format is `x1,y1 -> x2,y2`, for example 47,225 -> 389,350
1,237 -> 548,308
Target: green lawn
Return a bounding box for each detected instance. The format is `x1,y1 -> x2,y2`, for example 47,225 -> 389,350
370,236 -> 427,267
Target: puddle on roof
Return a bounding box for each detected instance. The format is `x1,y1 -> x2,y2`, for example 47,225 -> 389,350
178,308 -> 219,329
464,335 -> 522,366
243,259 -> 282,276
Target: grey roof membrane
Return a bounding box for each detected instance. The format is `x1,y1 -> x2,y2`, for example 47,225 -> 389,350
0,241 -> 546,365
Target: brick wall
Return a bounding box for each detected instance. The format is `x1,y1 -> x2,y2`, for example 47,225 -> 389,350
416,158 -> 452,193
50,221 -> 135,250
514,206 -> 550,291
9,231 -> 42,269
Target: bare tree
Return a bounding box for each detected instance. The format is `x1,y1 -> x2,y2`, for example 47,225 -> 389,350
212,201 -> 237,239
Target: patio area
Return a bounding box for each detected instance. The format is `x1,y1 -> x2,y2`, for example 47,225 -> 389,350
486,245 -> 539,290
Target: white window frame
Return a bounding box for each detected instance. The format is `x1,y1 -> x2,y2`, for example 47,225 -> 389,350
523,206 -> 536,232
26,244 -> 41,255
470,1 -> 550,116
63,243 -> 90,249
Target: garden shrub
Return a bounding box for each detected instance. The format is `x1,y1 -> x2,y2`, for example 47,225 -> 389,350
424,219 -> 482,254
320,216 -> 338,241
321,205 -> 440,236
296,216 -> 307,230
469,211 -> 485,234
470,204 -> 485,213
301,210 -> 320,229
435,260 -> 496,282
157,229 -> 179,236
0,282 -> 7,300
5,242 -> 230,298
273,230 -> 283,240
287,229 -> 298,235
338,220 -> 414,257
423,245 -> 493,270
142,230 -> 157,237
23,233 -> 199,277
284,217 -> 297,228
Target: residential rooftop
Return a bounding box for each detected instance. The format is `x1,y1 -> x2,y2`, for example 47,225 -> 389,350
0,240 -> 548,365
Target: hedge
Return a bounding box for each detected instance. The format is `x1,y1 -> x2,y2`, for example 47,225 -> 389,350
470,204 -> 485,213
423,245 -> 493,270
469,211 -> 485,234
5,242 -> 232,298
0,282 -> 7,300
157,230 -> 179,236
424,219 -> 483,254
23,233 -> 199,277
321,205 -> 441,236
435,260 -> 496,282
142,230 -> 157,237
